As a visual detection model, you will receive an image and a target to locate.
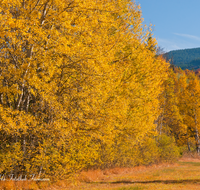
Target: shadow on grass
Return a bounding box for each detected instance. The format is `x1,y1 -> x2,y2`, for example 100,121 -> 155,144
88,179 -> 200,185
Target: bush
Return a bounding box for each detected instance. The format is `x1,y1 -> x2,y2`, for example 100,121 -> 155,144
158,134 -> 181,162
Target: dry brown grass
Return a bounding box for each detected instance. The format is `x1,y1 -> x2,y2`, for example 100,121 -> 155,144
0,180 -> 51,190
179,151 -> 200,162
0,180 -> 38,190
78,163 -> 178,183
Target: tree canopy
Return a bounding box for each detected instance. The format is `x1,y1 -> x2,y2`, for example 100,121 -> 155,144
0,0 -> 171,179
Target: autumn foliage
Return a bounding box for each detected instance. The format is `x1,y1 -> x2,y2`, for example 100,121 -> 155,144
159,68 -> 200,153
0,0 -> 181,180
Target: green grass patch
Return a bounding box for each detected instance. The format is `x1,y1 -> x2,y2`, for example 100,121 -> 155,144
162,168 -> 176,173
178,161 -> 200,167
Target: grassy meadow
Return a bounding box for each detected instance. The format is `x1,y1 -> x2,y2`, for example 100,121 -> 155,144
70,155 -> 200,190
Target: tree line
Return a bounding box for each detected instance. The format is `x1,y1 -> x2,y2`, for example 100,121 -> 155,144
0,0 -> 192,179
164,47 -> 200,70
158,67 -> 200,153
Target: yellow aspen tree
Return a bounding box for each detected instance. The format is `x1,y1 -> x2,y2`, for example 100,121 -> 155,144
160,69 -> 185,141
174,71 -> 191,149
0,0 -> 169,177
175,70 -> 200,152
184,72 -> 200,153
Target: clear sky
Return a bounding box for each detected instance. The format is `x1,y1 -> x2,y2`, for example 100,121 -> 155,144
136,0 -> 200,52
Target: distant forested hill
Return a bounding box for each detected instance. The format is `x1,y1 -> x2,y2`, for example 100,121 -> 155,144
164,47 -> 200,70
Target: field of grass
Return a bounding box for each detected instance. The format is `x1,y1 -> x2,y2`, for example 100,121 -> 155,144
70,157 -> 200,190
1,156 -> 200,189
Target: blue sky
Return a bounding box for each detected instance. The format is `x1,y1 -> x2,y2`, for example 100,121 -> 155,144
136,0 -> 200,52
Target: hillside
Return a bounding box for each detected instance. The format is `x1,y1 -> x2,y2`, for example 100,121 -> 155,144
164,47 -> 200,70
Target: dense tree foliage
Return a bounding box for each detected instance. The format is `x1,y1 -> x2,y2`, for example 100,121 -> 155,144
157,67 -> 200,153
0,0 -> 183,179
164,48 -> 200,70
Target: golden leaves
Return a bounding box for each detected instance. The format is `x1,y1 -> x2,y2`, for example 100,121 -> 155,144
0,0 -> 170,177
